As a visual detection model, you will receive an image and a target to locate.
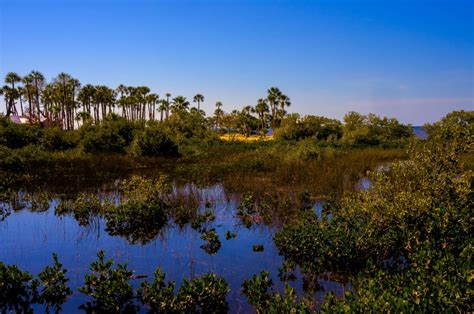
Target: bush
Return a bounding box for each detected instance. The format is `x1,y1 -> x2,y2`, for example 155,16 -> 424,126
138,269 -> 229,313
40,127 -> 78,151
132,126 -> 179,157
0,262 -> 39,313
82,125 -> 127,153
342,112 -> 413,146
176,273 -> 229,313
78,250 -> 136,312
0,118 -> 41,149
38,253 -> 72,312
273,116 -> 472,311
242,271 -> 310,313
275,114 -> 342,141
81,116 -> 142,154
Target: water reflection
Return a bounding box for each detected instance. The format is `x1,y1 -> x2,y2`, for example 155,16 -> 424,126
0,183 -> 347,312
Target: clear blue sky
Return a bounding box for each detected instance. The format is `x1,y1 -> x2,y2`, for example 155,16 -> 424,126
1,0 -> 473,124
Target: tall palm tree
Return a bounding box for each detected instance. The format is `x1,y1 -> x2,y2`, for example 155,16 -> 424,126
17,86 -> 24,116
76,111 -> 91,126
267,87 -> 282,131
255,98 -> 269,134
240,105 -> 255,137
193,94 -> 204,111
116,84 -> 128,118
136,86 -> 150,120
172,96 -> 190,113
22,74 -> 35,120
158,99 -> 167,121
0,86 -> 4,114
278,94 -> 291,123
214,101 -> 223,128
30,71 -> 45,119
4,72 -> 21,116
146,93 -> 159,120
165,93 -> 171,118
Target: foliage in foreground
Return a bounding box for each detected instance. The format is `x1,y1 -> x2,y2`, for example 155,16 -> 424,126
0,250 -> 229,313
0,254 -> 72,313
241,271 -> 310,313
78,250 -> 136,312
270,111 -> 473,312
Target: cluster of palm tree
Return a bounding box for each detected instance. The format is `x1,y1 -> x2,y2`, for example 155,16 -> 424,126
1,71 -> 45,123
0,71 -> 213,130
1,71 -> 290,134
213,87 -> 290,135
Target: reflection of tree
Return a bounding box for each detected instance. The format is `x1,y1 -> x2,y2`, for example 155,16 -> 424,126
55,193 -> 105,227
0,190 -> 53,222
105,200 -> 167,245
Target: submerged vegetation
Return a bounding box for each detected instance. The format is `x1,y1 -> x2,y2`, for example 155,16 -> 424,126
1,70 -> 473,312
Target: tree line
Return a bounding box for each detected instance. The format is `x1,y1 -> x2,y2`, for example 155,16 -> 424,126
1,71 -> 291,132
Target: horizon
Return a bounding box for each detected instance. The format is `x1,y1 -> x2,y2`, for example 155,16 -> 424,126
1,0 -> 473,125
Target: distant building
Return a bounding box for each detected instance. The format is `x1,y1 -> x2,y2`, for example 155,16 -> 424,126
9,115 -> 30,124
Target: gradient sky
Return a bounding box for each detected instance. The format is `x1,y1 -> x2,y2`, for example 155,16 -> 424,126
1,0 -> 473,124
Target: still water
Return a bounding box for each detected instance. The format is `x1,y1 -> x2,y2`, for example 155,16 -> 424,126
0,183 -> 345,313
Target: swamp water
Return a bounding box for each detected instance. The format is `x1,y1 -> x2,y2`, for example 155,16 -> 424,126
0,181 -> 348,313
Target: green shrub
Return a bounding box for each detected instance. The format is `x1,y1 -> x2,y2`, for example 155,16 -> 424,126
78,250 -> 136,312
0,262 -> 39,313
0,118 -> 41,149
137,268 -> 176,312
40,127 -> 78,151
341,112 -> 413,147
242,271 -> 309,313
82,124 -> 127,153
138,269 -> 229,313
273,114 -> 472,311
176,273 -> 229,313
81,116 -> 142,154
132,126 -> 179,157
275,114 -> 342,141
38,253 -> 72,312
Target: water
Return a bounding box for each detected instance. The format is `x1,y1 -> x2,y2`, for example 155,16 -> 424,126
0,184 -> 346,313
412,126 -> 427,139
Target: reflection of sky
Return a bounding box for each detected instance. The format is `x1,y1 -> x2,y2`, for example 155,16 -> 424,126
1,1 -> 472,125
0,185 -> 347,312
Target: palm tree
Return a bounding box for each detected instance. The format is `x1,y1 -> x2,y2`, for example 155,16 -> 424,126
255,98 -> 269,134
22,74 -> 35,120
136,86 -> 150,120
17,86 -> 24,116
78,84 -> 96,121
240,105 -> 256,137
4,72 -> 21,116
146,93 -> 159,120
76,111 -> 92,127
165,93 -> 171,118
172,96 -> 190,113
116,84 -> 128,118
193,94 -> 204,111
158,99 -> 167,121
214,101 -> 223,128
267,87 -> 282,131
0,86 -> 5,115
30,71 -> 45,119
278,94 -> 291,123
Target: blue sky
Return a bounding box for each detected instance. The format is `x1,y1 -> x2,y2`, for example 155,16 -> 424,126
1,0 -> 473,124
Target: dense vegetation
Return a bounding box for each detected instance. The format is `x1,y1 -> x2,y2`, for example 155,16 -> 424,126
249,110 -> 473,312
1,70 -> 472,312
